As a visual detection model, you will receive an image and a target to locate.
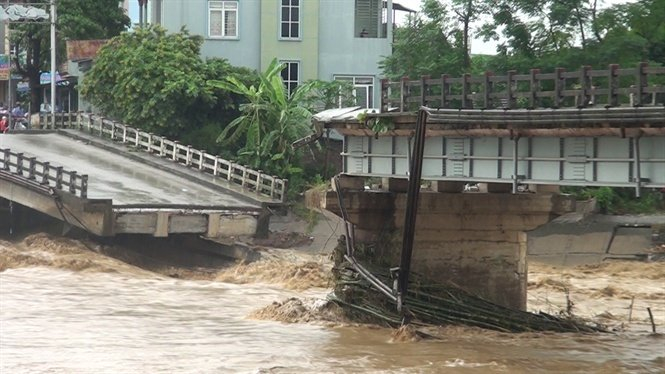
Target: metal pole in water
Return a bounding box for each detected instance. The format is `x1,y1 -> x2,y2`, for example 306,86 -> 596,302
397,107 -> 428,314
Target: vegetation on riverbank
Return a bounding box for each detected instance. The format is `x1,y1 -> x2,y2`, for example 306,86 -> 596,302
562,187 -> 665,214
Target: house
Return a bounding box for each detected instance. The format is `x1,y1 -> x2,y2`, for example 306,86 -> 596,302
149,0 -> 413,109
66,39 -> 109,112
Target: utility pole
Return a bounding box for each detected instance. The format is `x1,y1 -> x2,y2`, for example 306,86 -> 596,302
138,0 -> 142,27
1,2 -> 52,129
138,0 -> 148,28
50,0 -> 55,129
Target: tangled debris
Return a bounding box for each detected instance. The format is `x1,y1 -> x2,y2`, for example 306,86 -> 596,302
330,250 -> 607,334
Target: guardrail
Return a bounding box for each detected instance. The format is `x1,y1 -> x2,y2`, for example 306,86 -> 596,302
0,148 -> 88,198
38,112 -> 287,202
381,63 -> 665,112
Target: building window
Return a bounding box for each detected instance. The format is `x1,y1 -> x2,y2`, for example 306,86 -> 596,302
355,0 -> 385,38
209,1 -> 238,38
335,76 -> 374,108
280,0 -> 300,39
280,61 -> 299,96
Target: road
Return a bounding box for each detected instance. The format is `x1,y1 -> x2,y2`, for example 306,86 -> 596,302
1,133 -> 259,208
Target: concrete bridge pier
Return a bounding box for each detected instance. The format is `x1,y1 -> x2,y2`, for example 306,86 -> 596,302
315,176 -> 576,310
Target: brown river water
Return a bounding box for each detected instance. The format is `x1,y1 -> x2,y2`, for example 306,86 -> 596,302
1,233 -> 664,373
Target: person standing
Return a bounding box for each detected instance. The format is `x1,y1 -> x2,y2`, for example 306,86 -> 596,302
40,101 -> 52,113
11,102 -> 24,117
0,115 -> 8,133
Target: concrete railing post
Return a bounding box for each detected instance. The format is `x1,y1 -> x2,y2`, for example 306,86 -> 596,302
186,145 -> 192,166
256,171 -> 263,194
529,69 -> 540,109
270,176 -> 276,198
2,149 -> 10,171
147,133 -> 153,153
55,166 -> 63,190
80,175 -> 88,199
69,171 -> 77,194
228,162 -> 235,181
281,179 -> 288,202
27,157 -> 36,180
41,162 -> 50,185
98,117 -> 104,137
172,141 -> 179,161
213,156 -> 219,176
15,153 -> 24,176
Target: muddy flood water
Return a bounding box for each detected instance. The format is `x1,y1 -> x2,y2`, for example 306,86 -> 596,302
1,233 -> 664,373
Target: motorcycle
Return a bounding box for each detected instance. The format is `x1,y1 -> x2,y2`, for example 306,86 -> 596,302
0,109 -> 29,130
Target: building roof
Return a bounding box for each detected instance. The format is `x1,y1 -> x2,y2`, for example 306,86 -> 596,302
387,1 -> 417,13
66,40 -> 108,62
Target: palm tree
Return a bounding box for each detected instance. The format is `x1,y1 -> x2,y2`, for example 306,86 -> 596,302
210,58 -> 319,177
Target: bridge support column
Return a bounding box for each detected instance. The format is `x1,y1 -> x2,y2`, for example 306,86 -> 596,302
478,183 -> 513,193
207,213 -> 221,238
317,189 -> 575,310
528,184 -> 560,193
432,181 -> 465,193
154,212 -> 170,237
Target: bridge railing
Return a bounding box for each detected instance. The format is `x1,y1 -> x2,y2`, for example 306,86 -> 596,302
38,112 -> 287,202
0,148 -> 88,198
381,63 -> 665,112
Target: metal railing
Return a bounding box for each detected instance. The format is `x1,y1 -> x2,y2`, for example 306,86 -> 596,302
38,112 -> 288,202
381,63 -> 665,112
0,148 -> 88,198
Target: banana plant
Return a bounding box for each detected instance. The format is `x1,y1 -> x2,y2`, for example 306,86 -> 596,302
210,58 -> 320,177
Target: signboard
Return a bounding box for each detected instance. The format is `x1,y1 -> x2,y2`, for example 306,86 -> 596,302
0,55 -> 9,81
40,71 -> 64,85
17,82 -> 29,92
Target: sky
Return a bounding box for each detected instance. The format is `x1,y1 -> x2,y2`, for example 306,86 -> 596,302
393,0 -> 638,55
128,1 -> 139,24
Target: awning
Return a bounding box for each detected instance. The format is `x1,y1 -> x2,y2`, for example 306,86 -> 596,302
39,71 -> 74,87
384,1 -> 417,13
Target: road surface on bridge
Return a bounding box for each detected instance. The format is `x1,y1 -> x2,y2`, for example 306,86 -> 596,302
0,133 -> 259,209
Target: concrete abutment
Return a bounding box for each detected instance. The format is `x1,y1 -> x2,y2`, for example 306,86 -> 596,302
312,183 -> 575,310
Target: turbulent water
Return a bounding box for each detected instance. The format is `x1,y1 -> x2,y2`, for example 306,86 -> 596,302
1,234 -> 664,373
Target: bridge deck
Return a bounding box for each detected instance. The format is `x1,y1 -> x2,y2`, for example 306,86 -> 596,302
1,133 -> 259,208
1,132 -> 269,238
314,106 -> 665,192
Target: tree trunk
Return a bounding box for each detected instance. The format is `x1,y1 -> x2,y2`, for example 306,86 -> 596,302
463,16 -> 470,70
28,37 -> 42,114
591,0 -> 603,42
574,6 -> 587,49
462,0 -> 472,70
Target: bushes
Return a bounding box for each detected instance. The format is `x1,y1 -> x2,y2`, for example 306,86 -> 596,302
562,186 -> 665,214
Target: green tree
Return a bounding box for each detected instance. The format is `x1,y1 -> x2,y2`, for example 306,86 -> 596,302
178,58 -> 257,155
209,58 -> 320,177
82,25 -> 232,137
450,0 -> 486,70
476,0 -> 661,72
10,0 -> 130,113
380,0 -> 463,79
